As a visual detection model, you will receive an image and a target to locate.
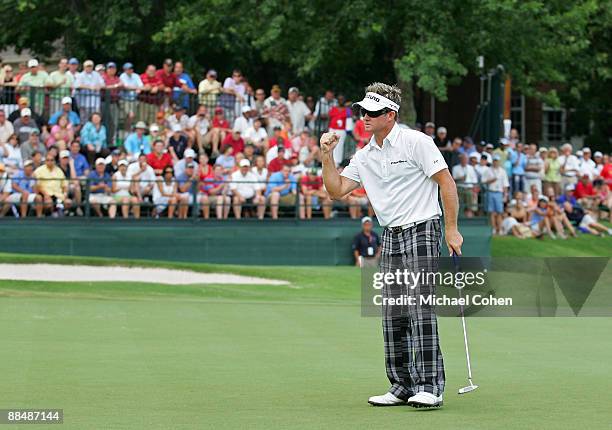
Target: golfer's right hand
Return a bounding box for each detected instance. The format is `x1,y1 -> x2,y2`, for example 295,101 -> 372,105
320,132 -> 339,155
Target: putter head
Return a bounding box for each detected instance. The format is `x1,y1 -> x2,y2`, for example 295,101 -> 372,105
458,384 -> 478,394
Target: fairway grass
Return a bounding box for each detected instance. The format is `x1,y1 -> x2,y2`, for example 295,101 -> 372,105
1,241 -> 611,429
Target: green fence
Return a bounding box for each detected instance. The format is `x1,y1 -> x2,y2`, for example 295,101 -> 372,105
0,218 -> 491,265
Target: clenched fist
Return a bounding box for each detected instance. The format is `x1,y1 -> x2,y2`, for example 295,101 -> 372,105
320,132 -> 340,155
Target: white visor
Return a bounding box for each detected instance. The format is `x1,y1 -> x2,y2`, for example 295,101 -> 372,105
353,92 -> 400,112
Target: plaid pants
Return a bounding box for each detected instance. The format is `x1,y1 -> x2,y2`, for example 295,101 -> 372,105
379,218 -> 445,398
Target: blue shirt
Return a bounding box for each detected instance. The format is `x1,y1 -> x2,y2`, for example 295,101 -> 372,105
119,72 -> 144,101
509,149 -> 526,175
266,171 -> 297,197
124,132 -> 152,156
176,172 -> 196,195
173,72 -> 196,109
11,170 -> 35,193
88,170 -> 111,193
557,194 -> 577,208
70,152 -> 90,177
49,109 -> 81,126
80,122 -> 107,151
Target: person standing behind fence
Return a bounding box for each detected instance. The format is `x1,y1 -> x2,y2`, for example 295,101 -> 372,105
119,63 -> 143,134
263,85 -> 288,134
452,153 -> 478,217
140,65 -> 164,128
313,90 -> 337,136
198,69 -> 221,110
221,69 -> 246,121
74,60 -> 104,121
156,59 -> 179,108
524,144 -> 543,194
327,95 -> 350,166
17,59 -> 49,114
172,61 -> 197,110
101,62 -> 121,146
47,58 -> 74,115
558,143 -> 580,190
287,87 -> 312,135
80,112 -> 108,165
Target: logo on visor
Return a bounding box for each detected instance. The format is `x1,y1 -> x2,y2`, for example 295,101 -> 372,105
366,94 -> 380,102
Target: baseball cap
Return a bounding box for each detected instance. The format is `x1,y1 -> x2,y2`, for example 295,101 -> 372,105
239,159 -> 250,167
118,159 -> 128,167
468,152 -> 480,160
23,160 -> 34,168
539,147 -> 548,153
353,92 -> 400,113
59,150 -> 70,158
500,138 -> 509,145
27,59 -> 39,68
241,105 -> 252,114
106,62 -> 117,69
538,195 -> 549,202
361,216 -> 373,224
288,86 -> 299,94
135,121 -> 147,130
95,64 -> 105,72
83,60 -> 94,67
583,147 -> 591,153
61,96 -> 72,104
493,154 -> 501,161
123,62 -> 134,70
576,150 -> 584,157
163,58 -> 173,66
30,129 -> 40,135
425,122 -> 435,128
207,69 -> 217,77
149,124 -> 159,132
68,58 -> 79,65
95,158 -> 106,165
186,162 -> 196,169
184,148 -> 196,158
232,127 -> 241,134
171,124 -> 182,133
111,148 -> 121,156
485,143 -> 494,149
20,108 -> 31,117
437,127 -> 447,134
565,184 -> 575,191
594,151 -> 603,158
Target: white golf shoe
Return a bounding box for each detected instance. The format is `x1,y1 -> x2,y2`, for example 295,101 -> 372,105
367,392 -> 406,406
406,392 -> 443,408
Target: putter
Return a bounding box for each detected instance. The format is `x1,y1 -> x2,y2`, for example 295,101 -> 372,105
452,253 -> 479,395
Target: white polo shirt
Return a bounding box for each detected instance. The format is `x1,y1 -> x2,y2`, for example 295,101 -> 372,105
341,123 -> 447,227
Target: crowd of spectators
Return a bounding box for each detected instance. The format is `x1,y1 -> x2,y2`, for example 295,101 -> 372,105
0,57 -> 376,219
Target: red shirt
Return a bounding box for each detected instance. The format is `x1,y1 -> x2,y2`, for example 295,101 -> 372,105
601,163 -> 612,190
146,152 -> 173,172
212,116 -> 230,130
328,107 -> 348,130
139,73 -> 164,105
155,70 -> 179,89
574,181 -> 595,199
268,157 -> 289,173
353,119 -> 372,148
268,135 -> 288,149
301,175 -> 322,191
222,134 -> 244,154
102,73 -> 121,102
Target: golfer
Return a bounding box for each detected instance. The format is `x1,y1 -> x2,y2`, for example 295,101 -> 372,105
321,83 -> 462,408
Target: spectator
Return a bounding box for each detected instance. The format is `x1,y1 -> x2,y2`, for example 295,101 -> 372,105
265,164 -> 302,219
452,153 -> 478,217
88,158 -> 115,218
0,65 -> 16,108
1,134 -> 22,173
242,143 -> 256,165
352,112 -> 372,149
268,146 -> 291,174
287,87 -> 311,135
508,128 -> 520,149
423,122 -> 435,138
579,147 -> 598,180
146,139 -> 173,176
8,97 -> 42,124
221,68 -> 246,116
558,143 -> 580,190
13,108 -> 40,145
172,61 -> 197,109
67,57 -> 80,82
347,185 -> 372,219
33,153 -> 71,217
210,107 -> 231,156
243,117 -> 268,153
481,143 -> 494,164
253,88 -> 266,117
327,94 -> 350,166
222,128 -> 244,156
509,142 -> 527,193
593,151 -> 604,175
434,127 -> 451,161
124,121 -> 151,161
47,58 -> 74,115
4,160 -> 38,217
57,149 -> 82,213
313,90 -> 337,134
251,155 -> 268,192
49,97 -> 80,127
21,130 -> 46,162
263,84 -> 288,133
47,114 -> 74,150
174,148 -> 198,178
543,186 -> 577,238
300,167 -> 331,219
17,59 -> 49,112
127,153 -> 156,202
575,173 -> 598,210
101,62 -> 121,145
543,147 -> 562,196
0,162 -> 12,216
74,60 -> 105,120
524,143 -> 543,194
291,129 -> 312,164
233,105 -> 253,135
529,197 -> 556,239
593,179 -> 612,223
173,160 -> 196,219
139,65 -> 164,127
198,69 -> 221,109
166,104 -> 190,131
352,216 -> 381,267
80,112 -> 108,165
104,148 -> 123,176
186,105 -> 211,154
266,126 -> 291,162
577,208 -> 612,236
111,159 -> 140,219
482,155 -> 509,235
459,136 -> 475,156
119,62 -> 143,133
0,109 -> 14,144
150,166 -> 177,218
215,144 -> 235,174
200,164 -> 230,219
230,159 -> 265,219
168,124 -> 189,160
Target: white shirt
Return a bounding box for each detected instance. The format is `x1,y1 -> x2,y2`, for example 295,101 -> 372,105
579,158 -> 597,180
230,170 -> 258,199
340,124 -> 447,227
233,116 -> 251,135
452,164 -> 478,187
482,166 -> 509,192
127,162 -> 156,192
2,143 -> 22,170
0,121 -> 14,144
187,115 -> 209,136
558,154 -> 580,177
243,126 -> 267,145
287,100 -> 311,134
251,167 -> 268,191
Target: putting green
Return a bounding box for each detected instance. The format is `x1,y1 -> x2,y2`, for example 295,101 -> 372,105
1,254 -> 611,429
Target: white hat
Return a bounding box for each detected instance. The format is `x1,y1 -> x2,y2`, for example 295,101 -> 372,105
149,124 -> 159,132
135,121 -> 147,130
437,126 -> 447,134
353,92 -> 399,112
582,147 -> 591,153
594,151 -> 603,158
538,195 -> 549,202
20,108 -> 31,117
184,148 -> 196,158
576,150 -> 584,157
468,151 -> 480,160
241,105 -> 252,114
59,150 -> 70,158
239,159 -> 251,167
61,96 -> 72,104
565,184 -> 575,191
27,59 -> 39,68
171,124 -> 182,133
95,158 -> 106,165
361,216 -> 373,224
118,159 -> 128,166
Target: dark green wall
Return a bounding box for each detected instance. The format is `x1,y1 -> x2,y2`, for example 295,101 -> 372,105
0,219 -> 490,265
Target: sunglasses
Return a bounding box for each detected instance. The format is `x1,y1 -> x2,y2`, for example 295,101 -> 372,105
360,107 -> 390,118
